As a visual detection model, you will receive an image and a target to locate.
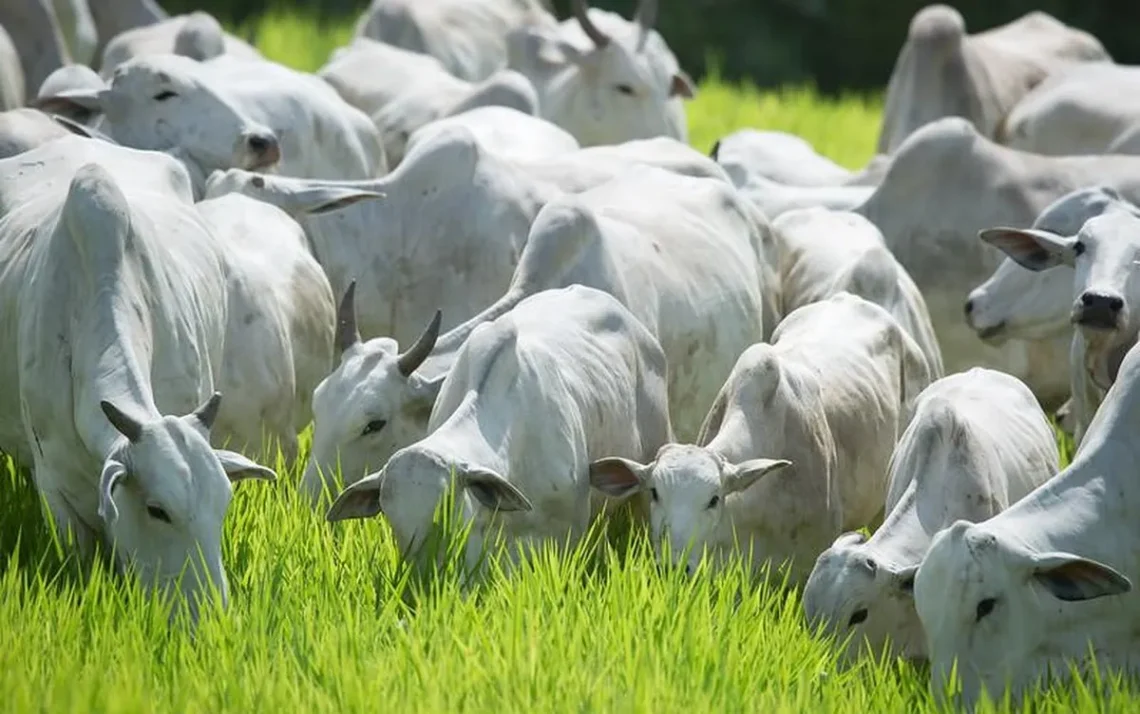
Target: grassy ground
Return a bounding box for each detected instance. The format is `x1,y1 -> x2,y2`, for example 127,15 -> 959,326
0,10 -> 1110,714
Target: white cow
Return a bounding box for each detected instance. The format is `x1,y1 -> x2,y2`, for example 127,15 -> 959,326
0,137 -> 278,620
1000,64 -> 1140,156
877,5 -> 1108,154
0,108 -> 71,159
710,129 -> 854,188
915,340 -> 1140,709
854,116 -> 1140,410
802,368 -> 1059,661
738,175 -> 875,221
589,293 -> 932,583
297,165 -> 776,500
325,284 -> 673,572
89,0 -> 167,59
980,201 -> 1140,444
404,106 -> 578,163
506,0 -> 695,146
99,11 -> 261,77
0,24 -> 24,111
355,0 -> 555,83
35,53 -> 386,192
772,207 -> 943,376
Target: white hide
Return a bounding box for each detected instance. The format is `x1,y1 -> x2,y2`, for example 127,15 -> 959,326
326,285 -> 673,573
0,137 -> 278,621
0,108 -> 71,159
877,4 -> 1108,153
915,341 -> 1140,709
589,292 -> 933,583
89,0 -> 167,59
506,0 -> 694,147
802,368 -> 1059,660
405,106 -> 578,162
0,0 -> 69,98
355,0 -> 555,82
771,207 -> 944,376
99,11 -> 260,77
0,23 -> 22,111
52,0 -> 96,66
711,129 -> 853,188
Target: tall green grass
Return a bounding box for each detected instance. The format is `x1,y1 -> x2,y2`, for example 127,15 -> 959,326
0,9 -> 1102,714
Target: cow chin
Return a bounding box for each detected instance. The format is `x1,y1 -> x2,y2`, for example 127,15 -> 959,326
1083,328 -> 1135,391
974,321 -> 1008,345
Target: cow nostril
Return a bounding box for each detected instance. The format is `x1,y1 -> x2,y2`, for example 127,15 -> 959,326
1081,293 -> 1096,307
247,135 -> 275,154
964,299 -> 974,316
1109,296 -> 1125,311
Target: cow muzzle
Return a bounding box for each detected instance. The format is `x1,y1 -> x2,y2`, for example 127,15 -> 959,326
1072,291 -> 1124,330
240,130 -> 281,171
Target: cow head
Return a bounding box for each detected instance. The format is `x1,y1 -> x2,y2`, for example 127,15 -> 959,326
506,0 -> 694,147
34,54 -> 281,179
97,392 -> 276,623
981,202 -> 1140,390
968,187 -> 1134,344
302,284 -> 446,505
589,443 -> 790,574
915,520 -> 1131,709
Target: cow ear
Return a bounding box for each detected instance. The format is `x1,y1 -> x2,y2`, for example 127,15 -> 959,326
670,71 -> 697,99
214,449 -> 277,483
407,371 -> 446,417
978,227 -> 1077,271
1032,552 -> 1133,602
98,459 -> 128,523
32,88 -> 109,115
461,466 -> 533,512
327,473 -> 384,522
589,457 -> 650,499
891,564 -> 920,596
721,458 -> 791,495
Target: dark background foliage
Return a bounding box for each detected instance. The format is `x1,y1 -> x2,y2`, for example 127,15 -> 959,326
165,0 -> 1140,93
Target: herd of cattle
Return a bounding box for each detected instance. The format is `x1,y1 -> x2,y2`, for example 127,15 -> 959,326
5,0 -> 1140,707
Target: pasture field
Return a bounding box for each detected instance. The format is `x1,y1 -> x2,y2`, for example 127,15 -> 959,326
0,10 -> 1112,714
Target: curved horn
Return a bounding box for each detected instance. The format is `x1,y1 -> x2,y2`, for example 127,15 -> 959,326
635,0 -> 659,31
572,0 -> 610,48
100,400 -> 143,443
193,392 -> 223,431
335,281 -> 361,356
397,310 -> 442,377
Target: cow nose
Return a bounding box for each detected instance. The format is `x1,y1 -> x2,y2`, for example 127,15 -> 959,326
964,298 -> 974,316
1080,292 -> 1124,311
246,132 -> 281,165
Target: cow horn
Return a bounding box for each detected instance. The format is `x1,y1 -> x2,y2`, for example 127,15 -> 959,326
100,400 -> 143,443
397,310 -> 442,377
572,0 -> 610,48
193,392 -> 223,432
635,0 -> 658,31
335,281 -> 361,356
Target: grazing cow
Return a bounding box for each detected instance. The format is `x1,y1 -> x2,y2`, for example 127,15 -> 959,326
297,165 -> 775,500
772,207 -> 943,376
710,130 -> 854,188
980,198 -> 1140,444
405,106 -> 578,162
877,5 -> 1108,154
35,54 -> 386,191
506,0 -> 695,146
914,341 -> 1140,709
355,0 -> 555,83
1000,64 -> 1140,156
854,116 -> 1140,410
802,368 -> 1059,661
326,285 -> 673,572
0,24 -> 24,111
99,11 -> 260,77
589,293 -> 932,583
0,137 -> 278,620
0,108 -> 71,159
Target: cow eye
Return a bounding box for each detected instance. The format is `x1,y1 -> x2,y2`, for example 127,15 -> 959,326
153,90 -> 178,101
975,597 -> 997,622
848,608 -> 868,627
361,419 -> 387,436
146,503 -> 172,523
1073,240 -> 1086,256
706,494 -> 720,509
649,487 -> 659,502
615,83 -> 635,96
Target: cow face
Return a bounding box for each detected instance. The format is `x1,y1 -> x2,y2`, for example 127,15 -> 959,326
589,443 -> 790,574
97,394 -> 276,623
302,286 -> 443,505
914,520 -> 1131,708
35,55 -> 280,178
801,532 -> 921,661
982,208 -> 1140,391
506,0 -> 694,147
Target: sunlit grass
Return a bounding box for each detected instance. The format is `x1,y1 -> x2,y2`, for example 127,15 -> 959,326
0,7 -> 1121,714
